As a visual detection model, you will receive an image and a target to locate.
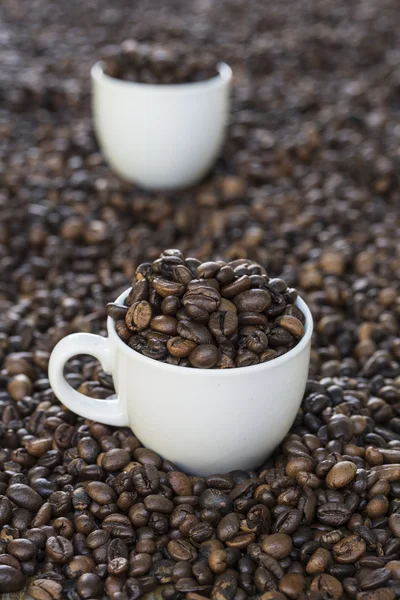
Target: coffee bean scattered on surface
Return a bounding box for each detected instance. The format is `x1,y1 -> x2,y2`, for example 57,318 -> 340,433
107,251 -> 306,368
0,0 -> 400,597
102,41 -> 218,85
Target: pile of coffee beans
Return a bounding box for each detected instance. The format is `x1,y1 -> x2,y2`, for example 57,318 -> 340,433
0,0 -> 400,597
102,41 -> 218,84
107,252 -> 305,368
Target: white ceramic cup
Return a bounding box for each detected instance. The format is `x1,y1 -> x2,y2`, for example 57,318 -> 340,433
49,289 -> 313,476
91,61 -> 232,190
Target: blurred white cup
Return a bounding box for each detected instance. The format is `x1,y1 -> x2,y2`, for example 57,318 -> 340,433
91,61 -> 232,190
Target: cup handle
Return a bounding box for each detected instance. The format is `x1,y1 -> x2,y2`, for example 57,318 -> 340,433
48,333 -> 129,426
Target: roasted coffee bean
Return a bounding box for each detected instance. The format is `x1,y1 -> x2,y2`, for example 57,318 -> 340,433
234,289 -> 271,313
168,539 -> 198,562
209,311 -> 238,339
46,536 -> 74,564
106,303 -> 128,321
167,336 -> 197,358
6,484 -> 44,511
76,573 -> 104,599
29,578 -> 63,600
189,344 -> 219,369
8,538 -> 37,561
333,535 -> 366,563
326,461 -> 357,489
261,533 -> 292,559
0,565 -> 26,593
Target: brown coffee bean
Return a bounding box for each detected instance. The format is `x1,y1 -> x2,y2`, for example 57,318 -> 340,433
0,564 -> 26,593
144,495 -> 174,513
234,289 -> 271,312
276,315 -> 304,338
278,573 -> 305,599
388,514 -> 400,538
152,277 -> 185,298
7,538 -> 37,561
168,539 -> 198,562
106,303 -> 128,321
356,589 -> 395,600
29,578 -> 63,600
64,555 -> 96,579
167,336 -> 197,357
310,574 -> 343,599
306,547 -> 331,574
189,344 -> 219,368
6,484 -> 44,511
127,280 -> 149,305
333,535 -> 366,563
366,495 -> 389,519
217,513 -> 241,542
125,300 -> 152,331
209,549 -> 228,574
221,276 -> 251,298
261,533 -> 293,559
177,320 -> 212,344
326,461 -> 357,488
76,573 -> 104,599
46,536 -> 74,564
150,315 -> 178,335
115,320 -> 132,342
86,482 -> 117,505
101,449 -> 131,471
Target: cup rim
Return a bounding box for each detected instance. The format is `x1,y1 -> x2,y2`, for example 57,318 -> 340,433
91,60 -> 232,93
107,288 -> 313,376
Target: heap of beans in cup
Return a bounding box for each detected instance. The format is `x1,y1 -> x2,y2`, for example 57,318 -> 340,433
107,251 -> 305,369
102,41 -> 218,84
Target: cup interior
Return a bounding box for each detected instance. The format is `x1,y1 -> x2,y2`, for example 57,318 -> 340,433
107,288 -> 314,376
91,60 -> 232,92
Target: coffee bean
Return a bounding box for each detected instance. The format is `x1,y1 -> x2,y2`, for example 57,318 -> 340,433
144,495 -> 174,514
310,574 -> 343,599
217,513 -> 241,542
0,564 -> 26,593
167,336 -> 197,357
106,303 -> 128,321
152,278 -> 185,298
234,289 -> 271,313
76,573 -> 104,599
189,344 -> 219,368
177,320 -> 213,344
326,461 -> 357,488
8,538 -> 37,561
200,490 -> 233,515
360,568 -> 391,591
317,502 -> 352,526
333,535 -> 366,563
101,449 -> 130,472
221,276 -> 251,299
46,536 -> 74,564
168,539 -> 198,562
278,573 -> 305,599
86,482 -> 117,505
7,483 -> 44,511
29,578 -> 63,600
276,315 -> 304,338
0,497 -> 13,528
209,311 -> 238,339
261,533 -> 292,559
125,300 -> 152,331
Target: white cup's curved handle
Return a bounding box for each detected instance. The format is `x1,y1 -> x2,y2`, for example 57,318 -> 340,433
48,333 -> 129,426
